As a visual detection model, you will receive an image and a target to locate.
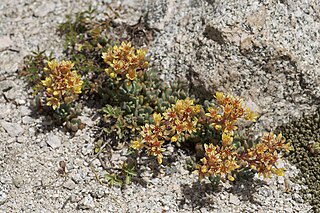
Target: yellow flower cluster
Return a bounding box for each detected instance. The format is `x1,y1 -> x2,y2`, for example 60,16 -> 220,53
131,98 -> 201,164
41,60 -> 83,110
242,132 -> 293,178
131,92 -> 291,180
197,144 -> 239,181
101,41 -> 148,80
165,98 -> 202,142
205,92 -> 258,146
197,132 -> 292,181
197,92 -> 291,181
131,113 -> 166,164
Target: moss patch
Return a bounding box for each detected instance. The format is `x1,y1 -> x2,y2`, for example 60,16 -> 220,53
277,109 -> 320,212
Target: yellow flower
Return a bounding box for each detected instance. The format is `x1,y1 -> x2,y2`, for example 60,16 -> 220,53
256,143 -> 267,154
245,109 -> 258,122
227,174 -> 235,181
136,49 -> 147,60
47,60 -> 58,71
213,124 -> 222,131
101,42 -> 148,81
222,132 -> 233,147
126,69 -> 137,80
47,97 -> 60,110
271,168 -> 285,176
223,104 -> 233,115
109,72 -> 116,78
120,41 -> 133,53
215,92 -> 225,103
206,107 -> 218,118
185,120 -> 198,134
282,143 -> 293,153
157,154 -> 163,164
174,100 -> 185,113
130,140 -> 144,150
153,113 -> 163,125
171,135 -> 179,142
39,60 -> 82,110
194,105 -> 202,114
41,77 -> 52,87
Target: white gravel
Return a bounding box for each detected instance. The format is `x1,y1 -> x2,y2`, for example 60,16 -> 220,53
0,0 -> 315,212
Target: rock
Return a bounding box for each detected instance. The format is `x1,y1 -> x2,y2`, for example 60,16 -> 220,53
1,121 -> 24,137
276,159 -> 285,168
91,189 -> 106,199
41,177 -> 51,187
78,115 -> 94,127
0,80 -> 16,93
243,97 -> 262,114
47,134 -> 62,149
81,143 -> 93,155
19,106 -> 31,116
284,207 -> 293,213
4,89 -> 19,100
229,194 -> 240,205
176,164 -> 189,175
220,193 -> 227,200
0,191 -> 7,205
70,195 -> 79,203
12,176 -> 23,188
292,193 -> 304,203
78,195 -> 95,210
147,0 -> 320,132
63,179 -> 77,190
17,136 -> 27,143
34,3 -> 56,17
71,174 -> 82,184
7,137 -> 16,144
278,176 -> 285,184
28,127 -> 36,136
0,36 -> 13,51
167,146 -> 174,153
22,116 -> 34,124
16,99 -> 26,105
200,207 -> 209,213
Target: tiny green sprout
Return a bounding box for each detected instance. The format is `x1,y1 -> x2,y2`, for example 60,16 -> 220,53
104,173 -> 123,187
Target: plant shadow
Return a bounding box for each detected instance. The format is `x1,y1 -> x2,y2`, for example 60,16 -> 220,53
178,181 -> 222,211
179,176 -> 267,210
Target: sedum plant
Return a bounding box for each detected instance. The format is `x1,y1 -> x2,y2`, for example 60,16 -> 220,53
131,98 -> 202,164
33,59 -> 84,130
198,132 -> 292,181
102,41 -> 148,81
99,41 -> 189,142
40,60 -> 83,110
131,92 -> 293,182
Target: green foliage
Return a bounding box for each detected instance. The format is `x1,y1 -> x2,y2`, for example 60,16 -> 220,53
57,6 -> 113,96
104,173 -> 123,187
57,6 -> 98,48
100,67 -> 190,141
20,48 -> 54,93
103,161 -> 137,187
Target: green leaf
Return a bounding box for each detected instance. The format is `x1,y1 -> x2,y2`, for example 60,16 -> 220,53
125,175 -> 131,185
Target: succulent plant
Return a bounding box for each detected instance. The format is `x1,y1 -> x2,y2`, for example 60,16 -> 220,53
99,42 -> 190,142
131,92 -> 291,182
39,60 -> 83,110
23,58 -> 84,131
